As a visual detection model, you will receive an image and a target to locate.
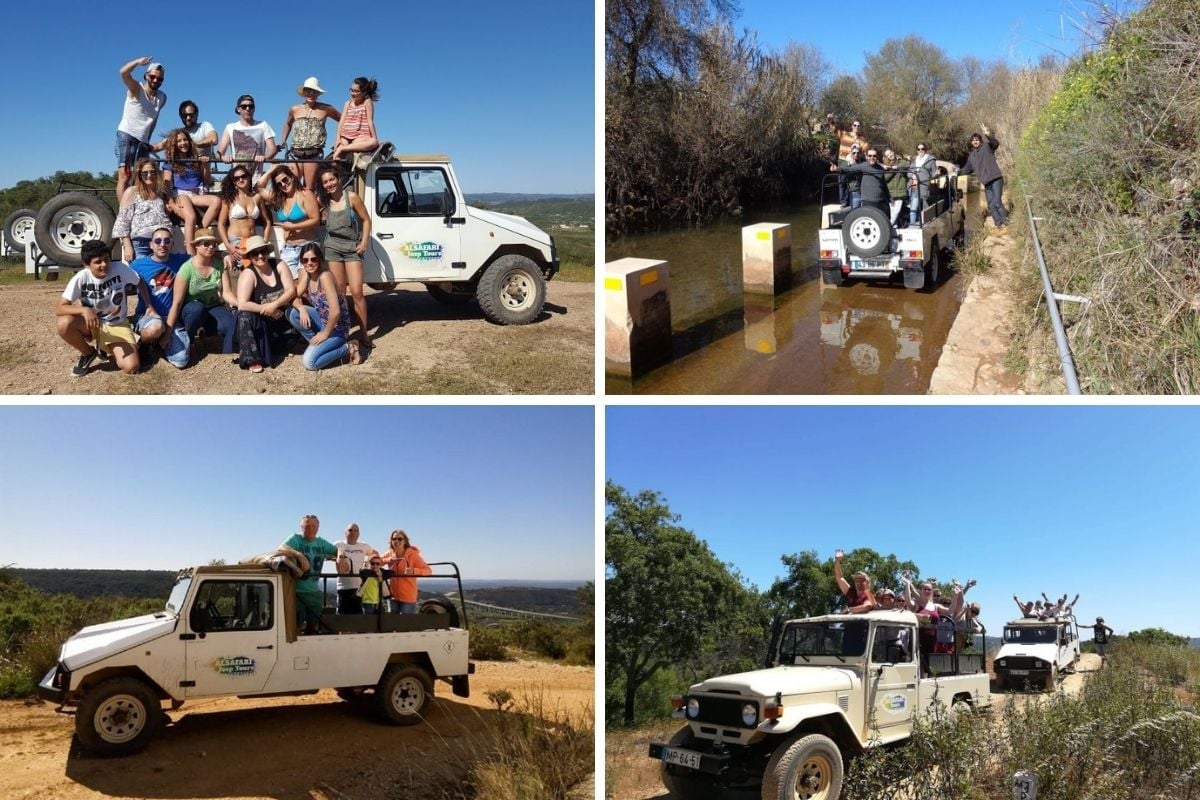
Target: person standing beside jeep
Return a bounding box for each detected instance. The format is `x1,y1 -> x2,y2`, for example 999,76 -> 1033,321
114,57 -> 166,201
1078,617 -> 1114,661
959,124 -> 1008,229
282,514 -> 347,635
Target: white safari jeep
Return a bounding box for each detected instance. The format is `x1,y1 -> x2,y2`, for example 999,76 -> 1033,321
26,153 -> 559,325
37,563 -> 472,756
993,616 -> 1080,691
818,162 -> 975,291
649,610 -> 991,800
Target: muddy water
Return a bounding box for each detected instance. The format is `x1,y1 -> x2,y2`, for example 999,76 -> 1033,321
606,205 -> 968,394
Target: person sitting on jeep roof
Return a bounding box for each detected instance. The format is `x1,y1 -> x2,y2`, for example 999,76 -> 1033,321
830,149 -> 891,213
832,549 -> 876,613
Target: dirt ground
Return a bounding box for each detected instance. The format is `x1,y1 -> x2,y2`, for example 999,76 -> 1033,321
605,653 -> 1102,800
0,279 -> 594,395
0,658 -> 593,800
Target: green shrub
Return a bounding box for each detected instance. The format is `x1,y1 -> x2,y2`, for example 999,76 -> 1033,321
470,625 -> 513,661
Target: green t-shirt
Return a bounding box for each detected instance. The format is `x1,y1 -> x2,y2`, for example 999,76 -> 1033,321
178,258 -> 224,308
283,534 -> 339,594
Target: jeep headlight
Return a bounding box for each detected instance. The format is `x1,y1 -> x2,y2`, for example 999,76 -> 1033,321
997,659 -> 1007,667
741,703 -> 758,727
686,698 -> 699,719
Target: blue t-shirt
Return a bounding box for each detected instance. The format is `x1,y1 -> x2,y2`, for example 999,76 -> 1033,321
283,534 -> 339,594
130,253 -> 189,319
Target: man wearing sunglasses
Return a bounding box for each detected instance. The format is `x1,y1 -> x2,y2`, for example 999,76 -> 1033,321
129,226 -> 190,369
114,56 -> 167,200
152,100 -> 217,158
218,94 -> 277,180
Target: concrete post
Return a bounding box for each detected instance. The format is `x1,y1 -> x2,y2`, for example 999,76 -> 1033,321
604,258 -> 672,378
742,223 -> 791,294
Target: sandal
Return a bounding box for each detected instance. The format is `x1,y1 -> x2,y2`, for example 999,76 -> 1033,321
249,362 -> 264,374
347,341 -> 362,366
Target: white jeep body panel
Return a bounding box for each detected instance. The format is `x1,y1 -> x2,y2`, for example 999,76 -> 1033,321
59,613 -> 177,671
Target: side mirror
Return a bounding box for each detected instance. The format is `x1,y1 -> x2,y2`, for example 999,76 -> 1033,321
442,188 -> 456,223
189,605 -> 208,633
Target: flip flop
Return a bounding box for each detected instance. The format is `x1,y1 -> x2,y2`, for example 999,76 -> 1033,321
249,363 -> 264,373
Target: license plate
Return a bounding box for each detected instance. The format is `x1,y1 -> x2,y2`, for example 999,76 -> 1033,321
661,747 -> 702,770
1009,669 -> 1029,676
850,258 -> 892,271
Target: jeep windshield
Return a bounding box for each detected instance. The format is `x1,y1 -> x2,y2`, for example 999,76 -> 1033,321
165,576 -> 192,616
1004,626 -> 1058,644
779,621 -> 868,662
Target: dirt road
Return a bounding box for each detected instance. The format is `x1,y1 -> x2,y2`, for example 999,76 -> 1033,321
0,279 -> 593,395
606,653 -> 1103,800
0,658 -> 593,800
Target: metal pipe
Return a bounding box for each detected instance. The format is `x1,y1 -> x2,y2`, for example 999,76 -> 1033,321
1024,195 -> 1082,394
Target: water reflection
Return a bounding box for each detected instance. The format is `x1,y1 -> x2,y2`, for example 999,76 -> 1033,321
605,205 -> 967,394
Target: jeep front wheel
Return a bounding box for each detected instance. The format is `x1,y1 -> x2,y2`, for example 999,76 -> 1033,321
75,677 -> 163,756
476,254 -> 546,325
376,664 -> 433,725
762,733 -> 843,800
660,725 -> 722,800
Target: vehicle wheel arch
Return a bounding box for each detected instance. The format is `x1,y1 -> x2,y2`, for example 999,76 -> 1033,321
383,651 -> 437,680
476,243 -> 553,280
790,712 -> 863,757
71,666 -> 172,705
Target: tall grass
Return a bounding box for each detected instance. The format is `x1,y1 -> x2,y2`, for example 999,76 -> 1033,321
443,692 -> 594,800
844,642 -> 1200,799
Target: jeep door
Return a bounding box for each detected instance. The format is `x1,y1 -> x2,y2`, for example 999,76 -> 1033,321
366,165 -> 463,282
867,624 -> 917,741
184,578 -> 278,696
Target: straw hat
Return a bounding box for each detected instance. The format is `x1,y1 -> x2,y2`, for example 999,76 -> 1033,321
192,226 -> 218,244
242,235 -> 272,255
297,76 -> 325,96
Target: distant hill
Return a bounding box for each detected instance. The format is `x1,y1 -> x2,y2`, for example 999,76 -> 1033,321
8,569 -> 588,615
464,194 -> 593,230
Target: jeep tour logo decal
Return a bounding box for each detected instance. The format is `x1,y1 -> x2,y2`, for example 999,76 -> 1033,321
882,693 -> 907,712
399,241 -> 444,261
213,656 -> 255,676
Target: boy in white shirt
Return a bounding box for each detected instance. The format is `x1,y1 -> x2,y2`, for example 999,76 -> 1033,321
55,239 -> 159,377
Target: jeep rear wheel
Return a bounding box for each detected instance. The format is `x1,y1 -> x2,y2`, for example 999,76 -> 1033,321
3,208 -> 37,254
841,206 -> 891,258
660,725 -> 723,800
762,733 -> 843,800
376,664 -> 433,725
476,254 -> 546,325
75,677 -> 163,757
34,192 -> 115,266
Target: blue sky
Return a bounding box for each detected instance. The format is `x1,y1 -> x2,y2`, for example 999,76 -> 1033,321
0,0 -> 594,193
607,405 -> 1196,639
735,0 -> 1145,75
0,406 -> 595,582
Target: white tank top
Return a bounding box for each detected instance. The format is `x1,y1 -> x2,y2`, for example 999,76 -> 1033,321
117,85 -> 166,143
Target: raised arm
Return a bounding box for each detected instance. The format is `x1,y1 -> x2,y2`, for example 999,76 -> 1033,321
833,551 -> 850,595
119,56 -> 151,96
279,106 -> 296,150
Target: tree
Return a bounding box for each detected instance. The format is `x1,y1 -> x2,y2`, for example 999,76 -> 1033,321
576,581 -> 595,624
606,0 -> 740,90
606,481 -> 753,726
820,75 -> 865,132
1126,627 -> 1188,648
861,36 -> 964,155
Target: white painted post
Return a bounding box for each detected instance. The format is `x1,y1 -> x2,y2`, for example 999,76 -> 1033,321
1013,770 -> 1037,800
741,223 -> 791,294
604,258 -> 672,378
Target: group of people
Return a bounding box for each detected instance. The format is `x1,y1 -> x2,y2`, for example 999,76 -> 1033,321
1013,592 -> 1080,619
823,114 -> 1009,230
57,57 -> 384,378
834,549 -> 982,657
280,514 -> 432,635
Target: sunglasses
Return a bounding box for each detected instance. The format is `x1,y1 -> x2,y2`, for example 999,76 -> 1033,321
139,170 -> 157,177
300,256 -> 319,264
152,237 -> 173,245
238,103 -> 255,110
232,174 -> 249,181
196,240 -> 217,247
276,175 -> 292,184
249,250 -> 270,258
182,112 -> 197,118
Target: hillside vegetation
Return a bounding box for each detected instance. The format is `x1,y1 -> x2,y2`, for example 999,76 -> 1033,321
1014,0 -> 1200,392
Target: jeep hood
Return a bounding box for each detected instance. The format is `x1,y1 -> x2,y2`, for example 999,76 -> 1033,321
997,642 -> 1058,662
60,612 -> 177,670
466,206 -> 551,245
691,665 -> 858,697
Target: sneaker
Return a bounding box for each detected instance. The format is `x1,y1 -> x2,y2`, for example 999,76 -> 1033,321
71,349 -> 100,378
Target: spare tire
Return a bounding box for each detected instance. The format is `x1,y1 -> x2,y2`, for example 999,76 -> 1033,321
3,208 -> 38,255
34,192 -> 115,266
842,206 -> 891,258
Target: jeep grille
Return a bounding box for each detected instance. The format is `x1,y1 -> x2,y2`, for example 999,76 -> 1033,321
1000,657 -> 1048,670
687,695 -> 757,728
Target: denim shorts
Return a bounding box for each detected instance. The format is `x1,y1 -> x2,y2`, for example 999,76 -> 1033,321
114,131 -> 153,170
